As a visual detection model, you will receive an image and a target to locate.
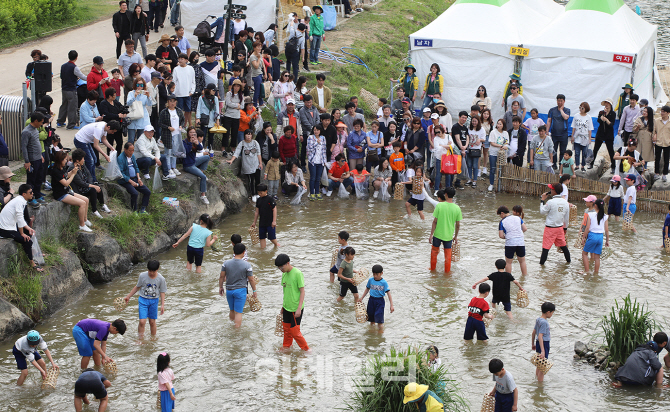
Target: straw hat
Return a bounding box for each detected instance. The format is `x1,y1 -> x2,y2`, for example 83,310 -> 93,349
403,383 -> 429,404
601,98 -> 614,108
433,100 -> 447,109
160,34 -> 171,42
0,166 -> 15,180
231,79 -> 242,87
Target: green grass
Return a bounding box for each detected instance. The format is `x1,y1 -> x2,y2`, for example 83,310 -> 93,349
0,253 -> 43,319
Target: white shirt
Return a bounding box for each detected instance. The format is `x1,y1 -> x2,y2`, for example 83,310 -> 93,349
0,196 -> 28,231
433,134 -> 452,159
140,66 -> 156,84
439,113 -> 452,133
74,122 -> 107,144
317,87 -> 325,109
571,113 -> 594,146
406,168 -> 425,200
14,336 -> 47,362
468,128 -> 486,150
168,109 -> 180,136
587,212 -> 608,234
540,195 -> 570,228
561,184 -> 569,201
500,215 -> 525,247
607,184 -> 625,198
625,185 -> 637,205
172,65 -> 196,97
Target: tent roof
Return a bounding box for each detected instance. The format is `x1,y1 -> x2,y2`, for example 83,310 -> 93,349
565,0 -> 624,15
453,0 -> 509,5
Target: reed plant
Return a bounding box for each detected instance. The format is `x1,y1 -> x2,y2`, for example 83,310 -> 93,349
347,345 -> 468,412
599,294 -> 661,365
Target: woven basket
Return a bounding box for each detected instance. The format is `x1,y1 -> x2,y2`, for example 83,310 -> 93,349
355,301 -> 368,323
516,289 -> 529,308
411,176 -> 423,195
394,182 -> 405,200
248,225 -> 260,245
623,211 -> 634,230
352,268 -> 369,286
496,148 -> 507,168
210,229 -> 221,251
480,394 -> 495,412
483,315 -> 493,328
665,237 -> 670,254
156,391 -> 161,409
359,88 -> 379,115
573,232 -> 585,249
569,204 -> 578,225
275,314 -> 284,337
330,247 -> 339,268
451,240 -> 460,262
103,360 -> 118,374
113,297 -> 127,312
41,367 -> 59,389
530,352 -> 553,373
246,294 -> 262,312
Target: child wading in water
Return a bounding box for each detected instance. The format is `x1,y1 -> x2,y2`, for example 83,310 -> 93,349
357,264 -> 394,333
472,259 -> 524,320
532,302 -> 555,382
464,283 -> 494,342
496,205 -> 528,276
604,175 -> 624,222
489,358 -> 518,412
336,246 -> 359,302
157,352 -> 176,412
172,214 -> 218,273
13,330 -> 58,385
329,230 -> 350,283
405,165 -> 428,220
252,183 -> 280,248
124,260 -> 167,337
623,173 -> 638,233
230,234 -> 249,261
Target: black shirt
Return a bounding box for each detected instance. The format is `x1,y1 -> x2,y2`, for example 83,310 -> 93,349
74,370 -> 108,399
452,122 -> 469,148
49,166 -> 69,200
487,271 -> 515,302
595,110 -> 616,142
256,195 -> 276,227
318,123 -> 337,160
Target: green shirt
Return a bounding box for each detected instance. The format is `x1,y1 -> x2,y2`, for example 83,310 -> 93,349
310,14 -> 324,37
340,260 -> 354,279
432,201 -> 462,242
282,267 -> 305,312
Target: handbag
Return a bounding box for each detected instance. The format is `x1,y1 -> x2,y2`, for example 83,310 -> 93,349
468,148 -> 482,158
367,150 -> 379,164
440,147 -> 461,175
127,99 -> 144,120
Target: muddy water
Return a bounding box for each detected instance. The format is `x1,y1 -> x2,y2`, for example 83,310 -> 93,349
0,189 -> 669,411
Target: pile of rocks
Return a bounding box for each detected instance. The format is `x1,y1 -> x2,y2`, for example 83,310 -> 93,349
574,341 -> 619,371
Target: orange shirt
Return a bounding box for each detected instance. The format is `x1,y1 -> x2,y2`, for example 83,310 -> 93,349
351,169 -> 370,183
329,161 -> 350,179
390,152 -> 405,171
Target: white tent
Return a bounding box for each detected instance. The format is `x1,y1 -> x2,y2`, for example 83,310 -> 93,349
409,0 -> 562,120
179,0 -> 276,46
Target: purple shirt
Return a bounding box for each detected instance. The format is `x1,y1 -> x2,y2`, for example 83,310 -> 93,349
76,319 -> 111,341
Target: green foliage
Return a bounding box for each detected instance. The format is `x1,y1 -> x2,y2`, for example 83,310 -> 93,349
599,294 -> 662,365
0,253 -> 43,319
94,196 -> 169,249
348,345 -> 468,412
40,236 -> 64,266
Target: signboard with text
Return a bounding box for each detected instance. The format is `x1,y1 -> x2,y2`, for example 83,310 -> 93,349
414,39 -> 433,47
509,46 -> 529,57
613,54 -> 634,64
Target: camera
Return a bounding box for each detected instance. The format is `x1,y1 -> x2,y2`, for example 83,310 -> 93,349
119,105 -> 130,115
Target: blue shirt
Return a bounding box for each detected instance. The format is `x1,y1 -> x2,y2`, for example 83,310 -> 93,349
548,106 -> 571,138
79,102 -> 100,128
420,117 -> 432,134
366,278 -> 390,298
534,317 -> 550,341
188,223 -> 212,248
366,130 -> 382,154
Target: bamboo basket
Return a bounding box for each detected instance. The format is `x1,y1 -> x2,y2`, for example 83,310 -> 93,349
352,268 -> 369,286
622,211 -> 634,230
359,88 -> 380,115
210,229 -> 221,251
156,391 -> 161,409
451,240 -> 460,262
113,297 -> 127,312
573,232 -> 585,249
275,314 -> 284,337
248,225 -> 260,245
530,352 -> 553,373
355,301 -> 368,323
330,247 -> 339,268
516,289 -> 529,308
480,394 -> 495,412
665,237 -> 670,254
103,360 -> 117,374
251,275 -> 259,285
494,148 -> 507,189
411,177 -> 423,195
569,204 -> 578,225
246,294 -> 262,312
394,182 -> 405,200
41,367 -> 59,389
483,315 -> 493,328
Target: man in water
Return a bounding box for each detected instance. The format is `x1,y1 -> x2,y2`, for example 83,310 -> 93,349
429,187 -> 462,273
74,368 -> 112,412
539,183 -> 570,265
614,332 -> 670,387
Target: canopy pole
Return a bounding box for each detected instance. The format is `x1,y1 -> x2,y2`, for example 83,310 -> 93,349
514,44 -> 524,76
630,53 -> 638,85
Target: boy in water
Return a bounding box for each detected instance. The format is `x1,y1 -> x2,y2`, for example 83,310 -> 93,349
275,254 -> 310,352
472,259 -> 524,320
329,230 -> 350,283
357,264 -> 394,333
13,330 -> 58,385
74,368 -> 112,412
488,358 -> 518,412
230,234 -> 249,261
464,283 -> 494,342
124,260 -> 167,337
532,302 -> 555,382
252,184 -> 280,248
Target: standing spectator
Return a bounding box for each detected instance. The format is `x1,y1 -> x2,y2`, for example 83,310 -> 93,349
306,125 -> 327,200
140,54 -> 157,83
134,125 -> 170,179
158,95 -> 184,177
302,17 -> 311,72
653,106 -> 670,182
130,4 -> 150,57
57,50 -> 88,129
286,23 -> 305,79
472,85 -> 491,110
98,88 -> 126,154
189,51 -> 206,127
571,102 -> 594,172
420,63 -> 444,110
546,94 -> 571,170
392,65 -> 419,107
309,6 -> 324,65
175,25 -> 192,58
633,106 -> 654,164
0,114 -> 8,166
507,116 -> 527,168
617,94 -> 640,144
73,121 -> 117,179
467,117 -> 486,185
25,49 -> 42,78
87,56 -> 111,96
146,71 -> 162,131
116,142 -> 151,213
589,99 -> 616,173
342,102 -> 364,133
277,99 -> 302,148
127,77 -> 153,143
249,41 -> 265,107
501,73 -> 522,112
79,91 -> 103,129
505,84 -> 526,120
156,34 -> 176,70
616,83 -> 634,119
173,54 -> 195,128
318,113 -> 336,161
112,1 -> 132,59
347,119 -> 368,170
309,73 -> 331,114
200,49 -> 220,86
503,101 -> 522,134
221,80 -> 243,156
391,88 -> 409,116
117,39 -> 143,77
148,0 -> 162,32
196,83 -> 220,151
529,125 -> 554,173
21,112 -> 46,206
299,95 -> 320,171
228,130 -> 263,200
0,184 -> 42,271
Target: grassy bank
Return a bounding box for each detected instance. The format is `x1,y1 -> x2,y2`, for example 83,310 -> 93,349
0,0 -> 119,50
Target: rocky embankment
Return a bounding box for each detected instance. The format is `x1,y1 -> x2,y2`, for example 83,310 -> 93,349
0,169 -> 247,341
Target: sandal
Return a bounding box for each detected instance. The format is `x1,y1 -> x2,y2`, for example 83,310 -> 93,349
33,265 -> 44,273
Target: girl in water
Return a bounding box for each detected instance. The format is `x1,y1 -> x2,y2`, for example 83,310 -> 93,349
172,214 -> 219,273
157,352 -> 176,412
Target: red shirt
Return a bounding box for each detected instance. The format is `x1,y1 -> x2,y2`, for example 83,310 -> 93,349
278,135 -> 298,162
467,297 -> 489,321
87,67 -> 109,94
329,162 -> 350,179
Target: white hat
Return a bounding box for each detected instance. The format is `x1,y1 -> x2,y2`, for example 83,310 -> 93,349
144,125 -> 155,132
430,113 -> 439,119
286,98 -> 296,104
422,107 -> 431,113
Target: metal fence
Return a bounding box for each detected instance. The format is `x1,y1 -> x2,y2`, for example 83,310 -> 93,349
0,95 -> 28,161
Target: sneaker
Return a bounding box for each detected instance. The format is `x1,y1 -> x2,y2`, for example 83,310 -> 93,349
96,165 -> 105,170
172,168 -> 181,176
465,180 -> 472,186
29,199 -> 40,208
303,66 -> 311,72
308,194 -> 315,201
273,195 -> 278,200
79,225 -> 92,232
56,122 -> 65,128
157,141 -> 165,149
93,211 -> 103,218
43,182 -> 52,191
311,61 -> 318,65
321,187 -> 327,195
316,194 -> 323,200
102,204 -> 112,213
168,171 -> 176,179
664,175 -> 668,182
472,182 -> 477,188
326,190 -> 333,197
434,190 -> 438,197
36,197 -> 47,204
138,208 -> 148,214
316,61 -> 323,65
552,164 -> 558,170
162,174 -> 170,180
488,184 -> 493,192
143,174 -> 150,180
587,164 -> 594,170
85,220 -> 92,227
655,174 -> 662,180
201,195 -> 210,204
481,167 -> 488,176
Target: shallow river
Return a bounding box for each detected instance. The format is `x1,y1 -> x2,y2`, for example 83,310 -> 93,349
1,189 -> 669,411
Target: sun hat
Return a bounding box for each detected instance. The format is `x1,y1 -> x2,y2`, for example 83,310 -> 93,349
404,64 -> 416,72
601,98 -> 614,108
625,174 -> 636,181
610,175 -> 621,182
583,195 -> 597,202
430,113 -> 439,119
27,330 -> 41,344
160,34 -> 171,42
403,383 -> 429,404
509,73 -> 521,81
335,121 -> 347,129
231,79 -> 242,87
0,166 -> 15,180
622,83 -> 634,89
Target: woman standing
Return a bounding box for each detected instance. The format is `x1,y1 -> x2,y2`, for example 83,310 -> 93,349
372,157 -> 392,199
480,108 -> 494,176
228,130 -> 263,201
633,106 -> 654,163
256,122 -> 277,165
571,102 -> 594,172
346,119 -> 367,170
130,5 -> 150,57
196,83 -> 220,151
249,41 -> 265,107
159,95 -> 184,178
272,71 -> 293,113
434,101 -> 452,133
366,120 -> 384,172
488,119 -> 509,192
406,117 -> 426,164
293,76 -> 308,111
222,79 -> 244,156
467,116 -> 485,187
472,85 -> 491,110
589,99 -> 616,173
420,63 -> 444,110
127,77 -> 153,143
582,199 -> 609,274
331,121 -> 347,162
432,125 -> 452,193
306,126 -> 327,200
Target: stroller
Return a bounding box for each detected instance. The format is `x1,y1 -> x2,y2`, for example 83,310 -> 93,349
194,15 -> 217,53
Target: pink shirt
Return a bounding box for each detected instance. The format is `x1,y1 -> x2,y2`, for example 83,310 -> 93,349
158,368 -> 175,391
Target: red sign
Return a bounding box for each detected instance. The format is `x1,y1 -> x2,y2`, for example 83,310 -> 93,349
613,54 -> 634,64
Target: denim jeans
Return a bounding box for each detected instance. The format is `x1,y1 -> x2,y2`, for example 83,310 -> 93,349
27,159 -> 44,199
136,155 -> 170,176
308,162 -> 324,194
164,147 -> 176,170
211,17 -> 226,41
268,179 -> 279,196
534,158 -> 553,173
184,155 -> 210,193
328,177 -> 353,191
120,177 -> 151,211
128,128 -> 143,144
466,154 -> 479,182
74,139 -> 96,178
489,154 -> 497,186
310,35 -> 322,62
421,95 -> 433,110
170,0 -> 179,26
252,74 -> 263,107
573,143 -> 587,167
434,159 -> 444,190
132,32 -> 147,58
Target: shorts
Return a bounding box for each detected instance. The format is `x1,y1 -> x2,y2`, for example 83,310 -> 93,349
407,197 -> 424,211
492,300 -> 512,312
259,226 -> 276,240
583,232 -> 604,255
57,194 -> 69,201
483,135 -> 491,149
74,380 -> 107,399
186,246 -> 204,266
464,316 -> 488,341
608,197 -> 622,216
504,245 -> 525,259
339,280 -> 358,297
367,296 -> 385,323
542,226 -> 566,250
138,296 -> 159,319
627,203 -> 637,215
330,265 -> 339,274
432,237 -> 452,249
535,340 -> 550,359
494,391 -> 514,412
72,325 -> 96,357
13,345 -> 41,370
226,287 -> 247,313
160,388 -> 176,411
176,96 -> 191,112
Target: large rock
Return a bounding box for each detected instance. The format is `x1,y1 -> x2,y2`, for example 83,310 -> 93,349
574,341 -> 588,357
76,232 -> 132,283
41,249 -> 92,317
29,201 -> 71,240
0,239 -> 19,279
131,232 -> 173,263
0,297 -> 33,341
576,156 -> 608,181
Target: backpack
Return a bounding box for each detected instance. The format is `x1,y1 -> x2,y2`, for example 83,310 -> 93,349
285,36 -> 299,57
194,21 -> 211,39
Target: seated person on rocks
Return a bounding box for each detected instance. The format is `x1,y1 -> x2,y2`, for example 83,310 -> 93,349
134,125 -> 171,180
70,149 -> 112,219
326,154 -> 353,196
116,142 -> 151,213
182,126 -> 211,204
49,151 -> 92,232
615,332 -> 670,387
0,184 -> 42,271
282,161 -> 307,196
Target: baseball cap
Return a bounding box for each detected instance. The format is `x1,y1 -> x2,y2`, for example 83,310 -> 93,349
286,98 -> 296,105
423,107 -> 431,113
93,56 -> 104,65
583,195 -> 597,202
144,125 -> 155,132
27,330 -> 41,345
610,175 -> 621,182
625,174 -> 636,181
150,71 -> 163,80
430,113 -> 439,119
402,97 -> 411,103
